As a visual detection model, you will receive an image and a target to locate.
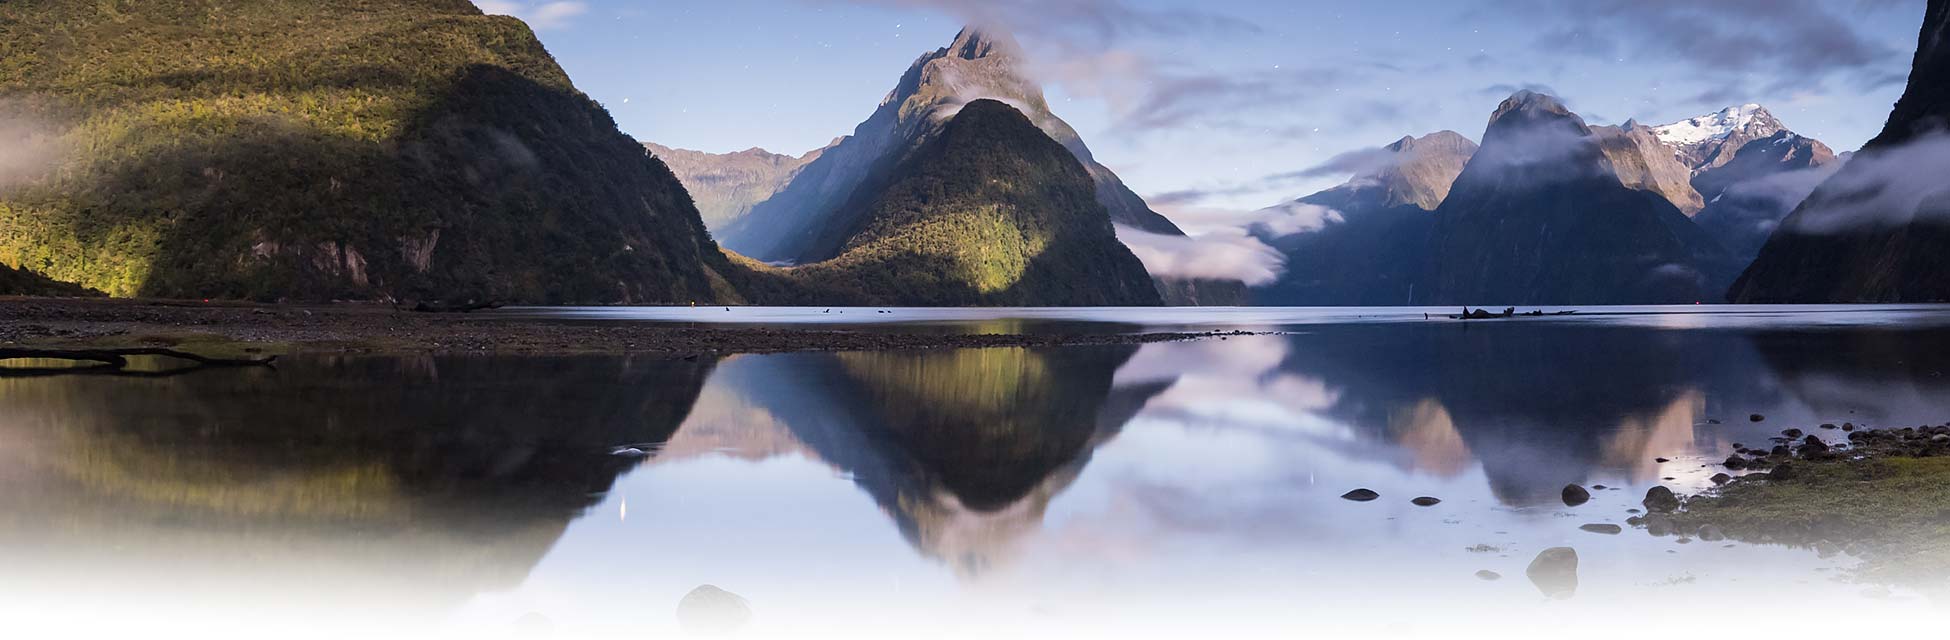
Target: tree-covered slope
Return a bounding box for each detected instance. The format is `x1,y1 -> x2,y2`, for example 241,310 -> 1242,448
0,263 -> 98,296
0,0 -> 733,304
736,100 -> 1161,307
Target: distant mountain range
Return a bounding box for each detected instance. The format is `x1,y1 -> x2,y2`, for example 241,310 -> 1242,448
640,143 -> 824,231
1253,96 -> 1843,305
650,28 -> 1241,306
1732,0 -> 1950,302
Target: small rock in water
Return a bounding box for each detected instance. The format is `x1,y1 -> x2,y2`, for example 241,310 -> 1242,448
1710,473 -> 1732,485
1723,455 -> 1748,470
1708,418 -> 1723,425
1476,570 -> 1502,581
1341,488 -> 1381,502
678,585 -> 753,635
1643,486 -> 1680,513
1750,414 -> 1766,422
1820,423 -> 1838,430
1655,457 -> 1670,463
1842,423 -> 1856,431
1590,484 -> 1608,490
1783,428 -> 1804,439
1697,525 -> 1727,542
1411,496 -> 1442,507
1526,547 -> 1580,599
1561,484 -> 1592,507
1579,524 -> 1623,535
1643,514 -> 1675,537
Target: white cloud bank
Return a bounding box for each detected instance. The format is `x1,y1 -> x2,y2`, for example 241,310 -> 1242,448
1114,224 -> 1285,286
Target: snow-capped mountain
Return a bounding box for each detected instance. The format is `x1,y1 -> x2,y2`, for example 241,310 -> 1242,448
1650,104 -> 1789,172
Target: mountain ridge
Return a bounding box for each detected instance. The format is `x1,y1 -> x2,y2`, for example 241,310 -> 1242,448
0,0 -> 735,304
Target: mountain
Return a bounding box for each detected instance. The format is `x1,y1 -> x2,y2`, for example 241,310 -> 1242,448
1593,121 -> 1706,215
0,0 -> 734,304
643,142 -> 824,230
1650,103 -> 1790,173
1730,0 -> 1950,302
717,27 -> 1182,264
731,99 -> 1161,306
1250,131 -> 1477,305
1422,91 -> 1730,305
1690,131 -> 1841,262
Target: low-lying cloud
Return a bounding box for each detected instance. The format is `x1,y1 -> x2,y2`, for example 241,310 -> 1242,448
1787,133 -> 1950,234
0,103 -> 64,194
473,1 -> 588,30
1114,224 -> 1285,286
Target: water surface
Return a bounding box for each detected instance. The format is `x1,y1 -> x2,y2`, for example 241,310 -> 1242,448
5,306 -> 1950,638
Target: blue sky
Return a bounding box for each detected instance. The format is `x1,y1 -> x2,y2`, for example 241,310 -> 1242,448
476,0 -> 1926,213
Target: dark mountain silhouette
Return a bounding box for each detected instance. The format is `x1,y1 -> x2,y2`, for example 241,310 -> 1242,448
1422,91 -> 1729,305
1251,131 -> 1476,305
1730,0 -> 1950,302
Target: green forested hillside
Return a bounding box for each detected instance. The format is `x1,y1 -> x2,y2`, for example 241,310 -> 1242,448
733,100 -> 1161,307
0,0 -> 733,304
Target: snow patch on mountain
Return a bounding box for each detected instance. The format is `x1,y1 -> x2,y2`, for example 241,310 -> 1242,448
1651,104 -> 1777,147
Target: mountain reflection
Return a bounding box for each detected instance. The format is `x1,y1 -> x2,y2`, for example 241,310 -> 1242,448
1159,322 -> 1950,507
0,355 -> 714,610
664,346 -> 1165,577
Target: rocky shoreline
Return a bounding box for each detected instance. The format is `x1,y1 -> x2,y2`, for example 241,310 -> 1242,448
0,297 -> 1253,356
1630,423 -> 1950,587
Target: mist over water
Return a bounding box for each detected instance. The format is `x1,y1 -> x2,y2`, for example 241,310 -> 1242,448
6,307 -> 1950,639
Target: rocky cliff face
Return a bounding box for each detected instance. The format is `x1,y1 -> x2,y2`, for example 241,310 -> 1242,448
1422,91 -> 1728,305
0,0 -> 733,304
1250,131 -> 1477,306
1594,121 -> 1707,215
1730,0 -> 1950,302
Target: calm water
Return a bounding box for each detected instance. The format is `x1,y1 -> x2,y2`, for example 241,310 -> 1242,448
5,306 -> 1950,639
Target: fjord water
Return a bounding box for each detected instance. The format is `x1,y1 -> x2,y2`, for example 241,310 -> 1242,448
5,307 -> 1950,639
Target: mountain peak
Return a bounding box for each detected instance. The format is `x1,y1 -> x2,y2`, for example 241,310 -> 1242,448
1650,104 -> 1784,148
946,26 -> 1021,60
1488,91 -> 1586,132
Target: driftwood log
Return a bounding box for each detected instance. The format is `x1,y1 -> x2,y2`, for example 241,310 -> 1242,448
0,347 -> 277,378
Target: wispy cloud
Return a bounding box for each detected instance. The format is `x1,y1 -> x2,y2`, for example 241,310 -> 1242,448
1497,0 -> 1912,99
0,101 -> 64,194
813,0 -> 1349,138
474,1 -> 588,30
804,0 -> 1259,47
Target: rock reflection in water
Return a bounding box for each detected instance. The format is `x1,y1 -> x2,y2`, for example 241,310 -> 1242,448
0,354 -> 715,614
